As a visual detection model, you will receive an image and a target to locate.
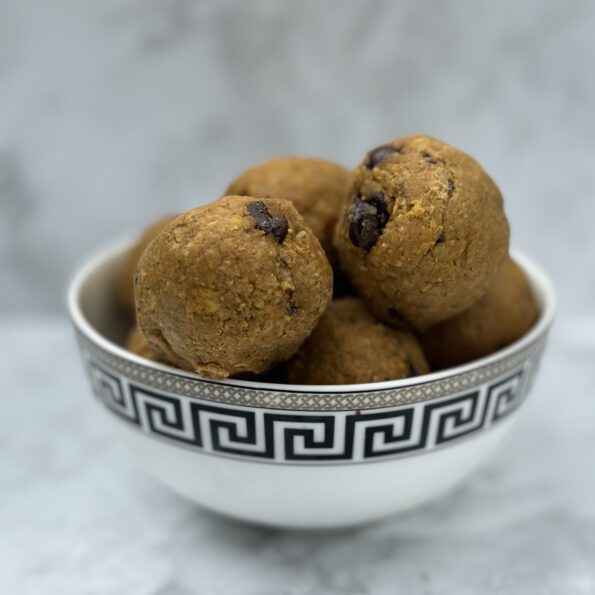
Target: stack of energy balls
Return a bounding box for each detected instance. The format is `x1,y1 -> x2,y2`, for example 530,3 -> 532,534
118,135 -> 539,385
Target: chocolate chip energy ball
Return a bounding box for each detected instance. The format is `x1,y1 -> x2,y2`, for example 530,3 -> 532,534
118,215 -> 175,317
226,157 -> 353,265
284,297 -> 429,385
419,258 -> 539,369
334,135 -> 509,331
135,196 -> 333,379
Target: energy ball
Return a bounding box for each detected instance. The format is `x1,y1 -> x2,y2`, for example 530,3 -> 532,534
226,157 -> 353,266
135,196 -> 333,379
419,257 -> 540,369
284,297 -> 429,385
334,135 -> 509,331
118,215 -> 175,317
125,324 -> 174,365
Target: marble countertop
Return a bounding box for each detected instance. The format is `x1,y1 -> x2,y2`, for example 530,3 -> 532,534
2,315 -> 594,594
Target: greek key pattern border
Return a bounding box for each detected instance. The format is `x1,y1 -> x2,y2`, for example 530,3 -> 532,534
83,357 -> 534,464
75,329 -> 547,411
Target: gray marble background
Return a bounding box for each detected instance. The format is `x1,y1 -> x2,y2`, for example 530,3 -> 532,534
1,0 -> 594,317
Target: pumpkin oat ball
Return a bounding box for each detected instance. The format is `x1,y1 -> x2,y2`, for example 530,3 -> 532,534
334,135 -> 509,331
419,257 -> 540,369
227,157 -> 353,266
135,196 -> 333,379
284,297 -> 429,385
117,215 -> 175,317
125,324 -> 174,365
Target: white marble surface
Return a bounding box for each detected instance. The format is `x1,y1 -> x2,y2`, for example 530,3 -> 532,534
2,316 -> 595,594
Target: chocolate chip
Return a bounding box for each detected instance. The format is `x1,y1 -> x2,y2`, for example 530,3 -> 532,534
348,196 -> 388,251
247,201 -> 288,243
436,233 -> 445,244
447,178 -> 455,197
271,217 -> 288,243
247,201 -> 271,229
286,302 -> 298,316
365,145 -> 398,169
366,191 -> 390,227
421,152 -> 437,165
387,307 -> 404,320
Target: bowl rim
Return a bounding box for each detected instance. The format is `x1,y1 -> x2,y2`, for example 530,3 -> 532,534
68,239 -> 556,394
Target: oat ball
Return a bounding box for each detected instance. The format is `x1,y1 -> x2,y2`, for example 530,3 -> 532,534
226,157 -> 353,266
334,135 -> 510,331
125,324 -> 174,365
135,196 -> 333,379
419,257 -> 539,369
284,297 -> 429,385
118,215 -> 175,317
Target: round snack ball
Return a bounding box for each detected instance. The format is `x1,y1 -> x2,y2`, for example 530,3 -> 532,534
419,258 -> 539,369
334,135 -> 510,331
135,196 -> 333,379
118,215 -> 175,317
125,324 -> 175,365
226,157 -> 353,266
284,297 -> 429,385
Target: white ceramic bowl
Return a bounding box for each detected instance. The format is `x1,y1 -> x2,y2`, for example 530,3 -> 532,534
68,242 -> 555,529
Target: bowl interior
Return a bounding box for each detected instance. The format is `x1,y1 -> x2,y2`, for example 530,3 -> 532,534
75,242 -> 132,347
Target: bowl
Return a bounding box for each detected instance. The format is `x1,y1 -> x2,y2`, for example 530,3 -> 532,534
68,241 -> 555,529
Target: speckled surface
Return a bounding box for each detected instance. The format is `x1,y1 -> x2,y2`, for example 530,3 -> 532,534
2,317 -> 594,594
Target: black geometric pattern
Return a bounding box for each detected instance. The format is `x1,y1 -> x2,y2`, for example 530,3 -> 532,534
421,391 -> 487,445
487,371 -> 527,422
84,358 -> 532,465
